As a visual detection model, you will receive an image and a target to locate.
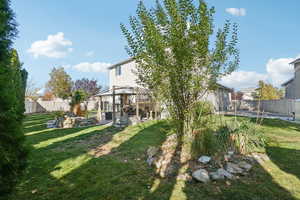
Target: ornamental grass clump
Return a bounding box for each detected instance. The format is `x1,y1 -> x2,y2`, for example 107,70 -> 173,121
190,101 -> 218,157
217,119 -> 267,154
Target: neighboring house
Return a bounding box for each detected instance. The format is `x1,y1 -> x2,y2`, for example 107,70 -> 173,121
282,58 -> 300,99
239,88 -> 256,100
97,58 -> 232,121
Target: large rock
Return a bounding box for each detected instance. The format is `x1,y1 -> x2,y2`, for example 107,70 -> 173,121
210,171 -> 225,180
46,120 -> 57,128
198,156 -> 211,164
217,168 -> 234,180
238,161 -> 252,171
226,162 -> 244,174
192,169 -> 210,183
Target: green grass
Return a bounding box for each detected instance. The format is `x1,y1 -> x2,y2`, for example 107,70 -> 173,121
7,114 -> 300,200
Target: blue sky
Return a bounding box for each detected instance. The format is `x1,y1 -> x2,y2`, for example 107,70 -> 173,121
11,0 -> 300,90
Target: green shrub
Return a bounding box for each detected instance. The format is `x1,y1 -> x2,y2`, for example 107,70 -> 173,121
52,111 -> 65,119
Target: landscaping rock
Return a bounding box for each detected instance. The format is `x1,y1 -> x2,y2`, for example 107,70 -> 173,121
192,169 -> 210,183
210,171 -> 225,180
224,155 -> 230,162
147,157 -> 154,166
238,161 -> 252,171
147,146 -> 159,158
217,168 -> 234,180
177,173 -> 192,182
226,162 -> 244,174
198,156 -> 211,164
46,120 -> 57,128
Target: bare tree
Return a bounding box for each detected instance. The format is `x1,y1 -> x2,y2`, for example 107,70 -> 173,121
25,78 -> 41,101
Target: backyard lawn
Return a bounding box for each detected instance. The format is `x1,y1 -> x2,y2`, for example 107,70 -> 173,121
7,113 -> 300,200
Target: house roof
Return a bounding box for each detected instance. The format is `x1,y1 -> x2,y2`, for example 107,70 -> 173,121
281,77 -> 294,87
216,83 -> 233,92
290,58 -> 300,65
107,58 -> 134,70
96,88 -> 136,96
95,86 -> 149,97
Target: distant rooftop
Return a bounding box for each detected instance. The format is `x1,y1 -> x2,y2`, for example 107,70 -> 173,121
281,77 -> 294,87
290,58 -> 300,65
239,87 -> 256,93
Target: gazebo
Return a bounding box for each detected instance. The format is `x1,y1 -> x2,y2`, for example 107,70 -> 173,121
95,86 -> 159,126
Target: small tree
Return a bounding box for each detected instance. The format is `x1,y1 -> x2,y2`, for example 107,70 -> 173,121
254,80 -> 283,100
25,78 -> 40,101
121,0 -> 239,144
46,67 -> 73,99
0,0 -> 28,195
73,78 -> 102,114
73,78 -> 101,98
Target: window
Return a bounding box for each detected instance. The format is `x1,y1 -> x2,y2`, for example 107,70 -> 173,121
115,65 -> 122,76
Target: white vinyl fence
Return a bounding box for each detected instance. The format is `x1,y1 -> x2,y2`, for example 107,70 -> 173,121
234,99 -> 296,116
25,100 -> 98,114
259,99 -> 295,115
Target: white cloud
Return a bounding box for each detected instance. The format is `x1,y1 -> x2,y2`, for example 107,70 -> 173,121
220,55 -> 299,90
220,71 -> 268,89
72,62 -> 111,73
28,32 -> 73,58
85,51 -> 95,57
61,64 -> 72,69
226,8 -> 246,16
266,57 -> 295,86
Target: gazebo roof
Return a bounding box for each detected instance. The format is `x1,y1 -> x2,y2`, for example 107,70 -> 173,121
96,87 -> 149,97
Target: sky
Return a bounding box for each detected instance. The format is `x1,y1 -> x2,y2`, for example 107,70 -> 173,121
11,0 -> 300,91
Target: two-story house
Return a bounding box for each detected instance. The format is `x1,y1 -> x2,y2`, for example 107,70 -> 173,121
96,58 -> 233,122
282,58 -> 300,99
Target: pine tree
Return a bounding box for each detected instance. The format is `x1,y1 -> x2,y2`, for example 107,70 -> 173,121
0,0 -> 28,195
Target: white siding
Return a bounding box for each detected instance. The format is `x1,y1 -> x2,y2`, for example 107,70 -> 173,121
109,60 -> 139,89
107,59 -> 231,111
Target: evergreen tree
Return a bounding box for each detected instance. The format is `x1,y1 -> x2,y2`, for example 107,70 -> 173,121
0,0 -> 28,195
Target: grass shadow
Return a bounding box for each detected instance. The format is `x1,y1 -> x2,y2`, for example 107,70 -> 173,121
266,146 -> 300,180
8,114 -> 300,200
